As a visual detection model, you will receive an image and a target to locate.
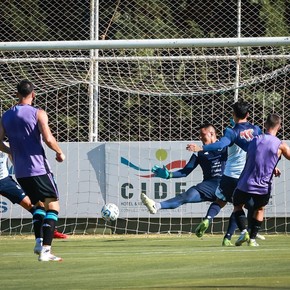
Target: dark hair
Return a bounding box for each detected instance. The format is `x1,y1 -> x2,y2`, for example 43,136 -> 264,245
199,123 -> 216,132
265,113 -> 281,128
17,79 -> 34,97
232,100 -> 249,119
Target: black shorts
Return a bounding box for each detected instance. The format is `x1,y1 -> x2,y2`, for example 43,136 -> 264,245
233,188 -> 270,210
17,173 -> 59,205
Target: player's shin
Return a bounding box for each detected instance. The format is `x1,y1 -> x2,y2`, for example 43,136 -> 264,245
249,218 -> 262,239
234,210 -> 247,232
42,210 -> 59,246
32,206 -> 46,239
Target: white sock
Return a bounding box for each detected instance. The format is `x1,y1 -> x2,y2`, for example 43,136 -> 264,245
42,245 -> 51,252
155,202 -> 161,211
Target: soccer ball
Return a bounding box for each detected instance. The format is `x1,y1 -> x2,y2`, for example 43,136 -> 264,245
101,203 -> 119,222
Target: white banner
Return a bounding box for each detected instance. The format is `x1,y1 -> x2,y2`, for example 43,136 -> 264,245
0,142 -> 289,219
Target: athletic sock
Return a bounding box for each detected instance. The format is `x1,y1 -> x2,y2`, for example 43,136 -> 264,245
234,210 -> 247,232
32,207 -> 46,240
249,218 -> 262,239
224,212 -> 238,240
206,202 -> 222,221
43,210 -> 59,246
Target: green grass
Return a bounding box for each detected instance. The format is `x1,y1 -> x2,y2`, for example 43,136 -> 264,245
1,234 -> 290,289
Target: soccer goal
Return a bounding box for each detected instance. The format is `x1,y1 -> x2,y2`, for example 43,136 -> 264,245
0,37 -> 289,235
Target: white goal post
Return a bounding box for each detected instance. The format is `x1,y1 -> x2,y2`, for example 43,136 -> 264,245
1,37 -> 289,51
0,37 -> 290,235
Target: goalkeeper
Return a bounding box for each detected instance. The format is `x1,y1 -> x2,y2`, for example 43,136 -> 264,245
141,123 -> 227,223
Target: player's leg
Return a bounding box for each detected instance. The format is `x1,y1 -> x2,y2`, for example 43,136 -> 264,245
222,212 -> 237,246
161,186 -> 204,208
193,180 -> 223,237
248,194 -> 270,247
1,176 -> 44,253
218,176 -> 239,246
40,197 -> 62,261
23,174 -> 62,262
141,185 -> 203,214
195,198 -> 226,238
247,208 -> 263,247
233,189 -> 251,246
16,177 -> 46,254
245,201 -> 265,240
36,174 -> 62,262
31,203 -> 46,254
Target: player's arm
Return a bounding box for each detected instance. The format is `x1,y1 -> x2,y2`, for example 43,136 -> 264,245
188,128 -> 234,152
202,128 -> 234,151
278,141 -> 290,160
0,120 -> 11,155
37,109 -> 65,162
152,153 -> 199,179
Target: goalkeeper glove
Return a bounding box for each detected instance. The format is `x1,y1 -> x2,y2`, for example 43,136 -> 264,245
152,165 -> 172,179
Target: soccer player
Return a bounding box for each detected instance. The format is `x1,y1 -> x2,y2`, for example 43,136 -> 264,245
188,100 -> 262,245
233,113 -> 290,246
0,149 -> 45,254
141,123 -> 227,219
0,149 -> 67,247
0,79 -> 65,262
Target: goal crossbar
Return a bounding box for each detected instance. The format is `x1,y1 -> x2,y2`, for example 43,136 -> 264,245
0,37 -> 289,51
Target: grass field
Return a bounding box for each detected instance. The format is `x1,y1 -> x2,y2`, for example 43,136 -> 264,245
1,234 -> 290,289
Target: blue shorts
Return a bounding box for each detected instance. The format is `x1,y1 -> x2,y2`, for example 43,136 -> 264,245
193,178 -> 221,201
17,173 -> 59,205
0,176 -> 26,204
215,175 -> 238,202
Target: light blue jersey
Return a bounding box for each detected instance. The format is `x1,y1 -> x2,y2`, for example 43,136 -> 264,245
224,143 -> 247,178
202,122 -> 262,178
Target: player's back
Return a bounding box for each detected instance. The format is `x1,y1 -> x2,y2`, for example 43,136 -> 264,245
224,122 -> 261,178
2,105 -> 51,178
237,133 -> 281,194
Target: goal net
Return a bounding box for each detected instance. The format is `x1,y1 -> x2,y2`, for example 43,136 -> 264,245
1,0 -> 290,236
0,40 -> 289,236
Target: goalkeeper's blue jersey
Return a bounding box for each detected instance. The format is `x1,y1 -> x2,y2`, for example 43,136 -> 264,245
202,122 -> 262,178
171,144 -> 227,181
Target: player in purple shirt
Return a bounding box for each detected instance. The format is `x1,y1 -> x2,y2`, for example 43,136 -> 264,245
233,113 -> 290,246
0,79 -> 65,261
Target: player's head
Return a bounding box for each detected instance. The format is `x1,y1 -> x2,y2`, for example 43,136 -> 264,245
198,123 -> 217,145
17,79 -> 35,98
232,100 -> 249,121
265,113 -> 281,131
